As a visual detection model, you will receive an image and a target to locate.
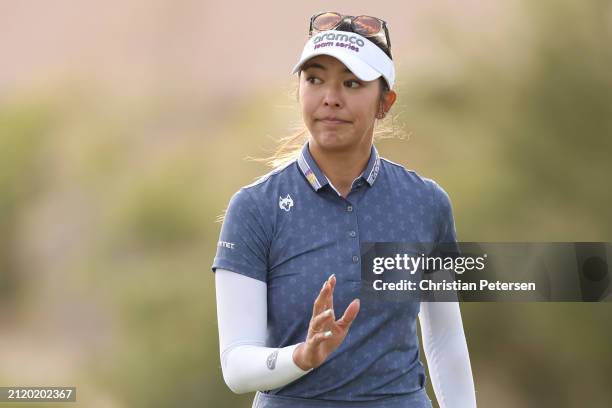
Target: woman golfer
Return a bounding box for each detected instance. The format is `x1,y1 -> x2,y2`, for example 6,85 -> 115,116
213,11 -> 477,408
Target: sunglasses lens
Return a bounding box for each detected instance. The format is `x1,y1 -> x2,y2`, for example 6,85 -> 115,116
353,16 -> 382,36
313,12 -> 342,31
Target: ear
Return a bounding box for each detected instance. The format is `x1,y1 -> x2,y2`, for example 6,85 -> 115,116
376,90 -> 397,119
381,90 -> 397,113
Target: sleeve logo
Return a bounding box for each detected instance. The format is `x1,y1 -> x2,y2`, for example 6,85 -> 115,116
266,350 -> 279,370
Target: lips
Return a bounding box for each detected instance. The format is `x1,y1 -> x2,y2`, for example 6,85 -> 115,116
318,116 -> 350,125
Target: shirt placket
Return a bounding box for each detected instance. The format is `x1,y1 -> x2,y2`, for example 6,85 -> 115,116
344,180 -> 367,283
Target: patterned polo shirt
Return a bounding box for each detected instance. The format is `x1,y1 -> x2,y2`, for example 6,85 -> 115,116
212,142 -> 457,402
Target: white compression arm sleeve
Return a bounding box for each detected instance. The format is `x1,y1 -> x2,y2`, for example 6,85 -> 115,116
215,269 -> 312,394
419,301 -> 477,407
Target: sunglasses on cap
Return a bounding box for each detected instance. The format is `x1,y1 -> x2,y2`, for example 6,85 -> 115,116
308,11 -> 392,59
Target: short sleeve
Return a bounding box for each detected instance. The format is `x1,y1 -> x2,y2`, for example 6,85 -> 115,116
212,188 -> 270,282
431,181 -> 460,258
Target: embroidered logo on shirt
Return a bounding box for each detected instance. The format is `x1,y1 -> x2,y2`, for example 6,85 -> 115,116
217,241 -> 235,249
279,194 -> 294,212
266,350 -> 279,370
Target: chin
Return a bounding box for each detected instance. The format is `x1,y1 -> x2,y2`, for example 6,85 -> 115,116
312,133 -> 353,151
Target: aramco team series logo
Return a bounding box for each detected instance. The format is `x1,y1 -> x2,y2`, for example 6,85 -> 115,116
279,194 -> 294,212
312,32 -> 364,53
313,32 -> 365,47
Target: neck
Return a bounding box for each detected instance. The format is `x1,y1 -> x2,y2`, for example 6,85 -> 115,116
308,139 -> 372,198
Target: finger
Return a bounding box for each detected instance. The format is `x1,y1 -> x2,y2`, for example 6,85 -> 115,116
336,299 -> 360,330
310,330 -> 334,346
310,308 -> 334,332
321,274 -> 335,311
312,279 -> 329,317
328,274 -> 336,314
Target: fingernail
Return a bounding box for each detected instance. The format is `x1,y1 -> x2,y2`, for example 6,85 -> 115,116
324,331 -> 333,338
328,274 -> 335,282
324,308 -> 333,316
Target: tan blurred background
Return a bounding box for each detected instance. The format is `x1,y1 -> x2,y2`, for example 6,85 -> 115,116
1,0 -> 611,407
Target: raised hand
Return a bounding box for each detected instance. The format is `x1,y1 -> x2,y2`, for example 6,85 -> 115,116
292,274 -> 360,370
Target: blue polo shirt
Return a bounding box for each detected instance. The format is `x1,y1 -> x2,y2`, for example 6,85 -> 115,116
212,142 -> 457,402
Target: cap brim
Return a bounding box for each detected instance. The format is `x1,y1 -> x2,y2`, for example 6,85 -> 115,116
291,48 -> 382,82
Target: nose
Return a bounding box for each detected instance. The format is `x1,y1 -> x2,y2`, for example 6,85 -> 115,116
323,85 -> 343,108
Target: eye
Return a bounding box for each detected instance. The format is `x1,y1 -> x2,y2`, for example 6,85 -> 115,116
344,79 -> 361,89
306,76 -> 322,85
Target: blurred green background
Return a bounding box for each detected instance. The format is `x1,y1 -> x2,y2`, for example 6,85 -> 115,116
1,1 -> 611,407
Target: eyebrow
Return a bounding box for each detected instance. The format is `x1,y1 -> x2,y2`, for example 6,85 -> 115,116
301,62 -> 352,73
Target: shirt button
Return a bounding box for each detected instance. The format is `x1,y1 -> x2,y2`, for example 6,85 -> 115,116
352,255 -> 359,263
349,231 -> 356,238
347,205 -> 353,212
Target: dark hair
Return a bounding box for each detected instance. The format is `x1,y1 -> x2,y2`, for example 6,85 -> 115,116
330,21 -> 392,59
368,37 -> 392,60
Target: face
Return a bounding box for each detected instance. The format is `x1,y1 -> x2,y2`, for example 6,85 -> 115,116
298,55 -> 395,153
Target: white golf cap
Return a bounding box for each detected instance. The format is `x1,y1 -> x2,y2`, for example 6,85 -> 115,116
291,30 -> 395,89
